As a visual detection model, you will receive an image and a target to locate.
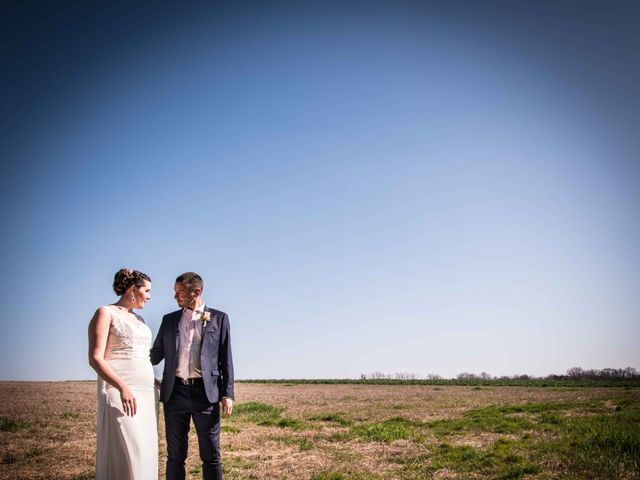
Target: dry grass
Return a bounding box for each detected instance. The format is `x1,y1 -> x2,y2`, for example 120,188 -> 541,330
0,382 -> 637,479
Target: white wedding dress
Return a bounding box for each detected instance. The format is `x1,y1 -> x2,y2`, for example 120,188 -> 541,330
95,306 -> 158,480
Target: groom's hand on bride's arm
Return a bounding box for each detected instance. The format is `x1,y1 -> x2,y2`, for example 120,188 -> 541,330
221,397 -> 233,417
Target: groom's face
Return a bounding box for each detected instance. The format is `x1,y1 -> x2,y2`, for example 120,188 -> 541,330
174,282 -> 199,309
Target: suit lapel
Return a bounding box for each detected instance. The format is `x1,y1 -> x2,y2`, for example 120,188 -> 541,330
173,310 -> 182,354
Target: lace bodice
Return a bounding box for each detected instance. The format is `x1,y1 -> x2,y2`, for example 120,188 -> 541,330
104,307 -> 152,361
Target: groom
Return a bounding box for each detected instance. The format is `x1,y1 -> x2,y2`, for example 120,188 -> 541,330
151,272 -> 234,480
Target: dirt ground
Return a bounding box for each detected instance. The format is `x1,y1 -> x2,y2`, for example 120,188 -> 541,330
0,381 -> 635,479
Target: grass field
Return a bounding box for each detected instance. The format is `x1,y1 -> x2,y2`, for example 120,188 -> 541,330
0,381 -> 638,479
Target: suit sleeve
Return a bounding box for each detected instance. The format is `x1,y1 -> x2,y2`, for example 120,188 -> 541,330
219,313 -> 234,400
150,317 -> 165,365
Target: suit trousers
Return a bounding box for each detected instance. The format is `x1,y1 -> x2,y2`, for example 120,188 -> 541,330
164,381 -> 222,480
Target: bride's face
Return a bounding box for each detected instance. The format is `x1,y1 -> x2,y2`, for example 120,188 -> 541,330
131,280 -> 152,309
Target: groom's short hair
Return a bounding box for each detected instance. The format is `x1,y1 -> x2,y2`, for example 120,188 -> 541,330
176,272 -> 203,293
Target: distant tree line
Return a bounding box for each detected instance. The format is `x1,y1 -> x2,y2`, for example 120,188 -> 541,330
359,367 -> 639,382
562,367 -> 639,380
239,367 -> 640,387
360,371 -> 418,380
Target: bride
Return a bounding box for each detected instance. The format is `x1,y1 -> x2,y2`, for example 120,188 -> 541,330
88,268 -> 158,480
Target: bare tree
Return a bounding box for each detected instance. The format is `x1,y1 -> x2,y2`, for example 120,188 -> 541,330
394,372 -> 417,380
365,371 -> 392,380
566,367 -> 585,379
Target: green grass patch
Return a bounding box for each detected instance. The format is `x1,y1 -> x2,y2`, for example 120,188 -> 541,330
297,438 -> 315,450
259,417 -> 308,429
312,473 -> 350,480
431,439 -> 540,479
233,401 -> 308,428
1,452 -> 18,465
352,417 -> 423,443
24,447 -> 43,459
63,411 -> 80,419
222,456 -> 260,479
615,397 -> 634,409
311,472 -> 383,480
257,417 -> 308,430
427,402 -> 579,437
308,412 -> 352,426
233,401 -> 283,424
466,406 -> 536,433
497,401 -> 573,414
328,431 -> 352,442
0,416 -> 31,432
222,425 -> 241,433
429,406 -> 534,436
540,405 -> 640,478
537,411 -> 565,428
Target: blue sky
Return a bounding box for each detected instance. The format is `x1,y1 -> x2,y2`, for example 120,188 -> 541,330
1,1 -> 638,380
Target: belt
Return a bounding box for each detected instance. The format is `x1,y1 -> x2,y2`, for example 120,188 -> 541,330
176,376 -> 204,385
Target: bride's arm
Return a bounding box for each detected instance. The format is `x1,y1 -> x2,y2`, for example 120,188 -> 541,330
88,307 -> 137,416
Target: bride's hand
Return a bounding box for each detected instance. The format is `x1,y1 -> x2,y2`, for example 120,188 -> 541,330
120,386 -> 137,416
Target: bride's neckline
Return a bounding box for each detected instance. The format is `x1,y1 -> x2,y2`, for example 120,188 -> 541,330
110,304 -> 132,313
107,305 -> 142,325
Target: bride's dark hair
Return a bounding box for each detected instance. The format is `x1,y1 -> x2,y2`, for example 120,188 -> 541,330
113,268 -> 151,296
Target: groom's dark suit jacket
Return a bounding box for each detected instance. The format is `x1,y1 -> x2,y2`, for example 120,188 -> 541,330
150,307 -> 234,404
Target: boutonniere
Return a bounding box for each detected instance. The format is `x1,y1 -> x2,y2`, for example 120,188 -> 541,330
199,311 -> 211,327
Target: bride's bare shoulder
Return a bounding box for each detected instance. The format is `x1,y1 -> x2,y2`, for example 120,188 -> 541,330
91,306 -> 114,323
96,305 -> 114,315
89,307 -> 114,336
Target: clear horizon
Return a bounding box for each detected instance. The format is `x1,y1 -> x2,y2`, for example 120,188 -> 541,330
1,1 -> 639,382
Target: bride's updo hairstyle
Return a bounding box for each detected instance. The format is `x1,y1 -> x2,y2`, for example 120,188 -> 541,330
113,268 -> 151,296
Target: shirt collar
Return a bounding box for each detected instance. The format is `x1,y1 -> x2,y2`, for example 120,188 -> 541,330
184,302 -> 206,315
